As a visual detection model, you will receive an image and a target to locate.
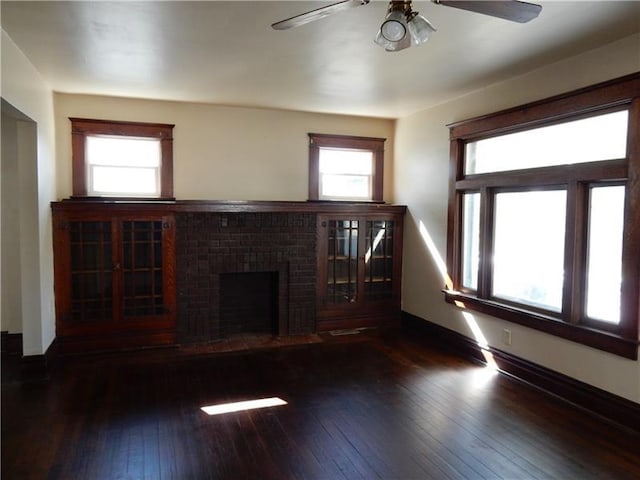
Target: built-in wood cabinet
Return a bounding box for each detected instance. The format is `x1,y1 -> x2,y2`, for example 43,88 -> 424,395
317,208 -> 404,331
52,200 -> 405,352
52,202 -> 176,352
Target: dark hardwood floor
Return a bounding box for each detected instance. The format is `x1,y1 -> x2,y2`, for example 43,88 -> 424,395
2,329 -> 640,480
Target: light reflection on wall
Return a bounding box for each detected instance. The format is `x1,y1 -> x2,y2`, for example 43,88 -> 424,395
418,220 -> 497,371
418,220 -> 452,290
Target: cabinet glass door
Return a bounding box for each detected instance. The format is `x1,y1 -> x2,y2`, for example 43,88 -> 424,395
364,220 -> 394,300
70,221 -> 113,323
122,220 -> 165,318
327,220 -> 358,303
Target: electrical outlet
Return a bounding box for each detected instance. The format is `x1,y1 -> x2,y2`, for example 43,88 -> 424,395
502,328 -> 512,346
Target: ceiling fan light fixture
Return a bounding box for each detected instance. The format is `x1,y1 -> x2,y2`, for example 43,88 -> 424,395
379,10 -> 407,42
374,20 -> 411,51
407,12 -> 436,45
374,1 -> 435,52
383,34 -> 412,52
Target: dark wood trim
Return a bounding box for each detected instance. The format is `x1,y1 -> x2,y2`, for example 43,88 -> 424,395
621,97 -> 640,340
448,73 -> 640,140
54,331 -> 176,355
53,199 -> 407,215
307,133 -> 387,150
160,136 -> 174,198
564,180 -> 581,324
308,137 -> 320,201
445,139 -> 462,290
69,118 -> 175,138
443,291 -> 638,359
402,311 -> 640,433
71,127 -> 87,196
1,331 -> 23,356
446,74 -> 640,356
455,159 -> 627,190
19,338 -> 58,382
308,133 -> 386,202
477,187 -> 493,298
20,355 -> 49,382
69,118 -> 174,199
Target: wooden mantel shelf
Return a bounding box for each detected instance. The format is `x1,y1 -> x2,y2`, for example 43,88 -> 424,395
53,199 -> 407,215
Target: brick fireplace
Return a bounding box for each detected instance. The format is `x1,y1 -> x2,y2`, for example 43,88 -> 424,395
175,212 -> 317,343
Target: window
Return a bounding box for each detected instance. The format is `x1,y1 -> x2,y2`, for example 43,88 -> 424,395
70,118 -> 174,199
308,133 -> 385,202
445,74 -> 640,359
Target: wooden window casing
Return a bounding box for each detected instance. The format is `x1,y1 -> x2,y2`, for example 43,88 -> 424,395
308,133 -> 385,202
445,73 -> 640,359
70,118 -> 175,199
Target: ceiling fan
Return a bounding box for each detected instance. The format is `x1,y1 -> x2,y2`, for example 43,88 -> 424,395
272,0 -> 542,52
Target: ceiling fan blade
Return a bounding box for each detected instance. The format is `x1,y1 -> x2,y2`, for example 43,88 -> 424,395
433,0 -> 542,23
272,0 -> 370,30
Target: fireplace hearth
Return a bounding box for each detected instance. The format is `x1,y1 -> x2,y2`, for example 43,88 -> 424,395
176,212 -> 316,343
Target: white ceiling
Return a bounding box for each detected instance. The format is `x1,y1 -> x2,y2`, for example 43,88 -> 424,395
2,1 -> 639,118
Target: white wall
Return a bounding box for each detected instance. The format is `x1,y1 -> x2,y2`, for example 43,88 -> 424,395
53,94 -> 395,202
394,33 -> 640,403
1,29 -> 57,355
1,112 -> 20,333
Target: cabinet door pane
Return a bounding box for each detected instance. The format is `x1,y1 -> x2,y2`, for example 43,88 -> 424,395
122,220 -> 165,317
364,220 -> 393,300
70,221 -> 113,322
327,220 -> 358,304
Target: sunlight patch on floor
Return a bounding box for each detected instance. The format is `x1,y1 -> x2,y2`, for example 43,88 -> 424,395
201,397 -> 287,415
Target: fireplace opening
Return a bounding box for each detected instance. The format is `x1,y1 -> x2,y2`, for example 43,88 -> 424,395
219,272 -> 279,336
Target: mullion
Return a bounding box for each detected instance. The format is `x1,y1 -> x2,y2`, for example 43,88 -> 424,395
151,221 -> 161,312
367,222 -> 374,286
564,181 -> 584,324
99,222 -> 107,322
348,221 -> 356,301
127,222 -> 137,315
477,187 -> 493,299
329,222 -> 337,303
383,222 -> 389,283
150,222 -> 157,311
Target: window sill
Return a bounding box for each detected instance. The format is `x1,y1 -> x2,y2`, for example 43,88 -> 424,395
69,196 -> 176,202
443,290 -> 638,359
307,199 -> 386,204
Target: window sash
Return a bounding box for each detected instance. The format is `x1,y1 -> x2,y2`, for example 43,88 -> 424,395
585,185 -> 625,324
464,110 -> 628,174
491,189 -> 567,313
308,133 -> 385,202
445,74 -> 640,359
89,165 -> 160,197
70,118 -> 174,199
461,192 -> 480,290
319,173 -> 372,201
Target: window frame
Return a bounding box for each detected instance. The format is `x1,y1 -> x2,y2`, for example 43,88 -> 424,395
70,118 -> 175,199
445,74 -> 640,359
308,133 -> 385,202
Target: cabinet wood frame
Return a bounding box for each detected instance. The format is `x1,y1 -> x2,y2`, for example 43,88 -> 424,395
316,209 -> 404,331
52,202 -> 177,352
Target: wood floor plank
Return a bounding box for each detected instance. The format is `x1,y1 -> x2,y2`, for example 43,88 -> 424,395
3,330 -> 639,480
